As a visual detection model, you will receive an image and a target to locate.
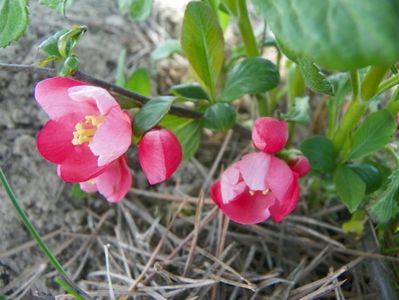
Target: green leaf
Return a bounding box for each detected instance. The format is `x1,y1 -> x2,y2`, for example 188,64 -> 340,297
297,58 -> 334,95
221,57 -> 279,102
125,68 -> 151,96
118,0 -> 153,21
160,115 -> 202,160
370,170 -> 399,223
134,96 -> 175,135
300,136 -> 336,172
57,25 -> 86,58
39,29 -> 68,58
349,110 -> 396,160
334,165 -> 366,212
349,163 -> 383,194
39,0 -> 74,15
115,49 -> 127,86
342,211 -> 365,235
58,55 -> 79,76
170,83 -> 209,101
151,39 -> 182,62
203,102 -> 236,132
262,0 -> 399,70
281,96 -> 310,124
0,0 -> 29,48
181,2 -> 224,99
70,184 -> 89,199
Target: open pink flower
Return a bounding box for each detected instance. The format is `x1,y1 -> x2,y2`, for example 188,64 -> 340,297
35,77 -> 132,182
80,156 -> 132,203
252,117 -> 288,153
138,128 -> 182,185
211,152 -> 299,224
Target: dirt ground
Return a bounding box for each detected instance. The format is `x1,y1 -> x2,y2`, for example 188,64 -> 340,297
0,1 -> 397,299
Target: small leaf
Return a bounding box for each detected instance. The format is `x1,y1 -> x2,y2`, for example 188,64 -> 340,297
349,163 -> 383,194
0,0 -> 29,48
160,115 -> 202,160
58,55 -> 79,76
342,211 -> 365,235
119,0 -> 153,21
281,96 -> 310,124
203,102 -> 236,132
151,39 -> 181,62
221,57 -> 279,102
297,58 -> 334,95
39,29 -> 68,57
39,0 -> 74,15
334,165 -> 366,212
57,25 -> 86,58
170,84 -> 209,101
349,110 -> 396,160
300,136 -> 336,172
134,97 -> 175,135
115,49 -> 127,86
70,184 -> 89,199
370,169 -> 399,223
181,2 -> 224,98
125,68 -> 151,96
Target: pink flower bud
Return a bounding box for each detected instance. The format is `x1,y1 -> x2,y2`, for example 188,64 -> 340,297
252,117 -> 288,153
289,155 -> 310,177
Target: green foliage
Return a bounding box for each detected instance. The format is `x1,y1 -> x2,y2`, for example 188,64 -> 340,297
134,97 -> 175,135
262,0 -> 399,70
181,2 -> 224,99
349,163 -> 383,194
116,49 -> 127,86
297,58 -> 334,95
70,184 -> 89,199
281,96 -> 310,124
300,136 -> 336,172
151,39 -> 182,62
160,115 -> 202,160
221,57 -> 280,102
371,170 -> 399,223
170,84 -> 209,102
125,68 -> 151,96
334,165 -> 366,212
39,0 -> 74,15
0,0 -> 29,48
203,102 -> 236,132
58,55 -> 79,77
342,211 -> 366,235
118,0 -> 153,21
349,110 -> 396,160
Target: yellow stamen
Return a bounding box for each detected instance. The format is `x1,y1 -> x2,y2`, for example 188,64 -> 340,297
262,188 -> 271,195
249,190 -> 255,196
71,114 -> 104,145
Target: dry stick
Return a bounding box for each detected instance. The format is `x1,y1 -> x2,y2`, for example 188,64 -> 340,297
0,62 -> 251,138
129,188 -> 213,205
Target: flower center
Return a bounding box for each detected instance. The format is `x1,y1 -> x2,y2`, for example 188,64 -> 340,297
249,188 -> 271,196
72,115 -> 104,145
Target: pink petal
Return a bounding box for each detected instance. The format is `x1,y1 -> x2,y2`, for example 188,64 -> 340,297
252,117 -> 288,153
96,156 -> 132,203
80,181 -> 98,193
238,152 -> 271,191
211,180 -> 276,225
269,174 -> 299,222
68,85 -> 119,115
220,162 -> 247,203
138,128 -> 182,185
90,109 -> 132,167
35,77 -> 97,120
289,155 -> 310,177
267,156 -> 294,202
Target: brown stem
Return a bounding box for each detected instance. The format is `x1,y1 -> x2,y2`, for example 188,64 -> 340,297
0,62 -> 251,138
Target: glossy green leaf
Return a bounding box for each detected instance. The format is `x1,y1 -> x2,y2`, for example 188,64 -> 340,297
349,110 -> 396,160
0,0 -> 29,48
39,0 -> 74,15
134,96 -> 175,135
160,115 -> 202,160
39,29 -> 68,57
57,25 -> 86,58
298,58 -> 334,95
300,136 -> 336,172
221,57 -> 279,102
263,0 -> 399,70
125,68 -> 151,96
281,96 -> 310,124
151,39 -> 182,62
118,0 -> 153,21
349,163 -> 383,194
334,165 -> 366,212
203,102 -> 236,132
370,170 -> 399,223
58,55 -> 79,76
170,84 -> 209,101
181,2 -> 224,98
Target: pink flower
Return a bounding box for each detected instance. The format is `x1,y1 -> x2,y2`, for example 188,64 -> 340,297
211,152 -> 299,224
138,128 -> 182,185
252,117 -> 288,153
288,155 -> 310,177
80,156 -> 132,203
35,77 -> 132,182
